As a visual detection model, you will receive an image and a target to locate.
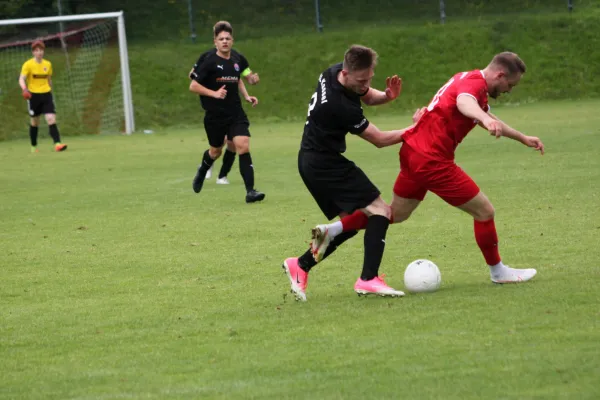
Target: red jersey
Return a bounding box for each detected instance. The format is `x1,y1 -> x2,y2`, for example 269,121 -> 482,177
402,70 -> 489,161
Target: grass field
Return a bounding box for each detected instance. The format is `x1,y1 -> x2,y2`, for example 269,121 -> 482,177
4,9 -> 600,140
1,100 -> 599,399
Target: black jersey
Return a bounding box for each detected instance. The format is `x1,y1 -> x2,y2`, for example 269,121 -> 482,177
190,48 -> 250,116
300,63 -> 370,154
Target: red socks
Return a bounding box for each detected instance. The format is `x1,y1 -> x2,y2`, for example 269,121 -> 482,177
341,210 -> 369,231
474,219 -> 501,266
341,210 -> 396,232
341,213 -> 502,266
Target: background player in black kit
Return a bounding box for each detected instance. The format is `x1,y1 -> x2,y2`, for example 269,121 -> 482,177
282,45 -> 418,301
189,21 -> 264,203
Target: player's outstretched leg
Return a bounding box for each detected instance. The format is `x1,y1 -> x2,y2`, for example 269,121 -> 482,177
311,225 -> 334,262
474,219 -> 537,283
490,265 -> 537,284
284,230 -> 359,301
282,257 -> 308,301
311,210 -> 368,262
193,150 -> 215,193
459,192 -> 538,284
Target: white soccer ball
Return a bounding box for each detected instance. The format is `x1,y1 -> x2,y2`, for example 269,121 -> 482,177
404,259 -> 442,293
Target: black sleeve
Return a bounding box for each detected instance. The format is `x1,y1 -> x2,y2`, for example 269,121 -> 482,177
238,52 -> 250,73
338,102 -> 370,135
189,54 -> 212,83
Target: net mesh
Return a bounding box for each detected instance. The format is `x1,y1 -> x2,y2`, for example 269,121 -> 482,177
0,18 -> 123,140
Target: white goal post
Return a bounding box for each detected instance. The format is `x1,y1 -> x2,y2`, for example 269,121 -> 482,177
0,11 -> 135,135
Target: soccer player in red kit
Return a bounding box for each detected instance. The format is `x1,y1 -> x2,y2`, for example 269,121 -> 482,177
312,52 -> 544,284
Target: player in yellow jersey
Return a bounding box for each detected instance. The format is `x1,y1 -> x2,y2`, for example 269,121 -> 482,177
19,40 -> 67,153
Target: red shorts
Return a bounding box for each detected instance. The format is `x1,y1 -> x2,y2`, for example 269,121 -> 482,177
393,144 -> 480,207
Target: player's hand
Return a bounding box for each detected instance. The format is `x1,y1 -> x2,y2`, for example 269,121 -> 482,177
385,75 -> 402,100
22,89 -> 32,100
523,135 -> 545,155
213,85 -> 227,99
412,107 -> 426,123
246,72 -> 260,85
484,118 -> 502,138
246,96 -> 258,107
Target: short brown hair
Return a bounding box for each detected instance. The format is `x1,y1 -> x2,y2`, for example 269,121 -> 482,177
213,21 -> 233,37
343,45 -> 378,72
31,40 -> 45,51
489,52 -> 526,76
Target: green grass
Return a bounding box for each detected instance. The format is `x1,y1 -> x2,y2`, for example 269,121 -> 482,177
1,100 -> 600,399
123,10 -> 600,131
6,0 -> 595,42
3,9 -> 600,140
23,0 -> 598,41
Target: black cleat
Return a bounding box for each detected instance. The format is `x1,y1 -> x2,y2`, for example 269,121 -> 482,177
245,189 -> 265,203
192,167 -> 206,193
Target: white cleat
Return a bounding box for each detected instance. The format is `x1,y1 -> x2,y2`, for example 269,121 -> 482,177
216,176 -> 230,185
491,266 -> 537,284
205,165 -> 213,179
311,224 -> 332,263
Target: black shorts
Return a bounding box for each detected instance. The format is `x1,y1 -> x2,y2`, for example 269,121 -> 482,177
298,148 -> 381,220
27,92 -> 56,117
203,112 -> 250,148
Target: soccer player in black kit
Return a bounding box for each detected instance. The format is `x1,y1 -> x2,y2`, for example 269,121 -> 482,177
282,45 -> 419,301
189,21 -> 264,203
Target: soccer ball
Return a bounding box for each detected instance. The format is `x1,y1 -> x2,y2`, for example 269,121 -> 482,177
404,259 -> 442,293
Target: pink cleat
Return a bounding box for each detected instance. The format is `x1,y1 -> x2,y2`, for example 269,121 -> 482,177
354,275 -> 405,297
311,224 -> 332,263
282,257 -> 308,301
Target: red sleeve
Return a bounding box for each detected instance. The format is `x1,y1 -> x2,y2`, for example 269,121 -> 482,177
455,78 -> 488,109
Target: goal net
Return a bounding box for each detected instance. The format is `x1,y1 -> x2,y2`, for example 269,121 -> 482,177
0,12 -> 134,141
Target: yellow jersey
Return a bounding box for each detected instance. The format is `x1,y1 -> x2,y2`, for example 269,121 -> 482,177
20,58 -> 53,93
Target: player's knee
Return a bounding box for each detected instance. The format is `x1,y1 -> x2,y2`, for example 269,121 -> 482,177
30,118 -> 39,127
235,142 -> 249,154
385,207 -> 393,220
46,115 -> 56,125
233,136 -> 250,153
483,204 -> 496,220
209,147 -> 223,159
475,203 -> 495,221
370,203 -> 392,220
392,209 -> 412,223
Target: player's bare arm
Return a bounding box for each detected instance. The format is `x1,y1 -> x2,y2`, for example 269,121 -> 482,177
18,74 -> 27,91
358,121 -> 413,148
244,71 -> 259,85
487,113 -> 544,154
361,75 -> 402,106
465,101 -> 544,155
18,74 -> 31,99
189,80 -> 227,99
456,94 -> 501,137
238,79 -> 258,107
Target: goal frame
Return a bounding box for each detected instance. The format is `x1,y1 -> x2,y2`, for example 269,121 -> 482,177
0,11 -> 135,134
